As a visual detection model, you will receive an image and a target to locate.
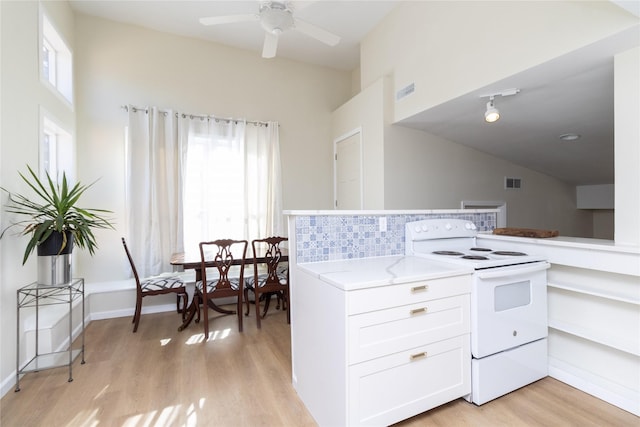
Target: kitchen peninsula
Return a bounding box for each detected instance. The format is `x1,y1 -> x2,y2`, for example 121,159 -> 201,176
293,255 -> 472,426
285,210 -> 640,424
285,209 -> 491,426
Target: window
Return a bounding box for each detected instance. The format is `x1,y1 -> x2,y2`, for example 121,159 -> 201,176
40,11 -> 73,105
183,126 -> 247,252
40,110 -> 73,182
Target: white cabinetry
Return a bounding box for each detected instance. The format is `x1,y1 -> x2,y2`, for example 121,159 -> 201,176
291,258 -> 471,426
546,265 -> 640,415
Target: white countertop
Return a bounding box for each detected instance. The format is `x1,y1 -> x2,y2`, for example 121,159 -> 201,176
297,255 -> 473,291
478,233 -> 640,254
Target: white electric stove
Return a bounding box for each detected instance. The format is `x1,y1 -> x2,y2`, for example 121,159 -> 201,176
406,218 -> 550,405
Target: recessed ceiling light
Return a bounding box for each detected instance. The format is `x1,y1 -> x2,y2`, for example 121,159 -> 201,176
559,133 -> 581,141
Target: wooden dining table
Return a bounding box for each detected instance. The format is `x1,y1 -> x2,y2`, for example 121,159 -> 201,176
170,249 -> 288,331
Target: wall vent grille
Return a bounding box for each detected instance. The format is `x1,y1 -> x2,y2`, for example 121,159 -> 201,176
396,83 -> 415,101
505,177 -> 522,189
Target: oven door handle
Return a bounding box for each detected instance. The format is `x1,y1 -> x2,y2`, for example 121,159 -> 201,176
475,262 -> 550,279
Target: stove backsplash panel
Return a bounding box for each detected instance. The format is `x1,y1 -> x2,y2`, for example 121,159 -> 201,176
295,212 -> 496,263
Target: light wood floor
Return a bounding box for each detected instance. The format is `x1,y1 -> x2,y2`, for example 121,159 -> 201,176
1,307 -> 638,427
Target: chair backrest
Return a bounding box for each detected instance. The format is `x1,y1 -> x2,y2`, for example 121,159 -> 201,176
199,239 -> 248,293
251,236 -> 288,286
121,237 -> 141,287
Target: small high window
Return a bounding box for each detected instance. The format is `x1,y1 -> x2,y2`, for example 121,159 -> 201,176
40,12 -> 73,105
41,110 -> 73,182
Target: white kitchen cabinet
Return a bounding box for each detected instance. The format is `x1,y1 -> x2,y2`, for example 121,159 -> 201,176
291,256 -> 472,426
349,335 -> 469,426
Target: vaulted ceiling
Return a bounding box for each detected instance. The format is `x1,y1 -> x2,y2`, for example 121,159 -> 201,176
69,1 -> 640,186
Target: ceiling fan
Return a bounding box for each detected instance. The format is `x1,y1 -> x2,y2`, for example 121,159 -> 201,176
199,1 -> 341,59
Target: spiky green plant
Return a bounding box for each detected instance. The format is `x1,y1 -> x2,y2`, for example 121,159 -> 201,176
1,165 -> 114,264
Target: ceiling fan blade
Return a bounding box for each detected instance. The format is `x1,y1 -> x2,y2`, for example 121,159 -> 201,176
293,18 -> 340,46
262,31 -> 279,58
199,14 -> 258,26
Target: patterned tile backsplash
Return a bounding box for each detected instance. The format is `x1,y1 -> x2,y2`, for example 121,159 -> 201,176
295,212 -> 496,263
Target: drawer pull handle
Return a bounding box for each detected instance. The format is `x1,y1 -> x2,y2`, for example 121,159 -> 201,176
410,352 -> 427,361
411,285 -> 428,293
410,307 -> 427,315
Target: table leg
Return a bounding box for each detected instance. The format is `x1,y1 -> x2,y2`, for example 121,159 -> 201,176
177,268 -> 238,330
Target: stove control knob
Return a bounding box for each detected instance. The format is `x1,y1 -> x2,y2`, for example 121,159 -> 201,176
464,222 -> 472,230
414,225 -> 421,233
445,223 -> 452,230
421,224 -> 428,232
470,223 -> 477,230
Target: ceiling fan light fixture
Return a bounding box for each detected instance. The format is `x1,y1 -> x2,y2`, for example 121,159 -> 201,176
484,98 -> 500,123
260,2 -> 294,34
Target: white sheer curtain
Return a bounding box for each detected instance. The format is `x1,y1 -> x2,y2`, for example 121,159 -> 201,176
245,121 -> 284,239
125,107 -> 184,278
125,106 -> 283,275
179,116 -> 283,254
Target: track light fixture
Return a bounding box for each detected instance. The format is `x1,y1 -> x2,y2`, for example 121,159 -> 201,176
480,88 -> 520,123
485,97 -> 500,123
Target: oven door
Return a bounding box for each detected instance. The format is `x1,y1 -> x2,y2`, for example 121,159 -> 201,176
471,262 -> 550,358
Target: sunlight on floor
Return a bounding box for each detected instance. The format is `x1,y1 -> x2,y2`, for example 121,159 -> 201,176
69,401 -> 204,427
160,338 -> 171,346
67,408 -> 99,427
93,384 -> 109,400
185,328 -> 231,344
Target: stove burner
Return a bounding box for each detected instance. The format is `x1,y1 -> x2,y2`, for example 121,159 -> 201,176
492,251 -> 527,256
470,247 -> 492,252
461,255 -> 490,260
432,250 -> 464,256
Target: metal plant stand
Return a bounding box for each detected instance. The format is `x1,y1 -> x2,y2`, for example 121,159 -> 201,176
15,278 -> 85,391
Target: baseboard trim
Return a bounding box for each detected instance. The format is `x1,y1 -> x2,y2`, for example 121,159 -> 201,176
549,357 -> 639,416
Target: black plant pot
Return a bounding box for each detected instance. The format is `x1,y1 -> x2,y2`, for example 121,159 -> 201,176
37,230 -> 73,285
37,230 -> 74,256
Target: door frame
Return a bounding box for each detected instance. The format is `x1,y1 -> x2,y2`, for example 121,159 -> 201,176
334,127 -> 363,210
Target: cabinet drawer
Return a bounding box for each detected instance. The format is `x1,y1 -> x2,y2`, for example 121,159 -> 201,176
347,275 -> 471,315
348,335 -> 471,427
349,294 -> 470,364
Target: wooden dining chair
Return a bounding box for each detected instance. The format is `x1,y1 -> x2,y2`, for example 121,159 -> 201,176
244,236 -> 290,329
121,237 -> 188,333
196,239 -> 248,338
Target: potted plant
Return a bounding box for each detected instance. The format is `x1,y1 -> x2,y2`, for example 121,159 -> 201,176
1,165 -> 114,285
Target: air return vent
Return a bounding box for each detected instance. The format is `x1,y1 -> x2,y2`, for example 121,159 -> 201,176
505,177 -> 522,189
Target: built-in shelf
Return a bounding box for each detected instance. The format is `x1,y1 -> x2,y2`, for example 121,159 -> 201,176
548,318 -> 639,356
547,281 -> 640,306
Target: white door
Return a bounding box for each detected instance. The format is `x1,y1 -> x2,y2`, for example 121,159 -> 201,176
335,130 -> 362,209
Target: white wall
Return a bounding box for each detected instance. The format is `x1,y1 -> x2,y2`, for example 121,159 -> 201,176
331,78 -> 386,209
0,0 -> 78,395
383,123 -> 593,236
614,46 -> 640,245
361,1 -> 639,120
72,14 -> 352,284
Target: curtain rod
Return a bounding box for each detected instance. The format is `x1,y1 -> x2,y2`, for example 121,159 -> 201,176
121,105 -> 272,127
